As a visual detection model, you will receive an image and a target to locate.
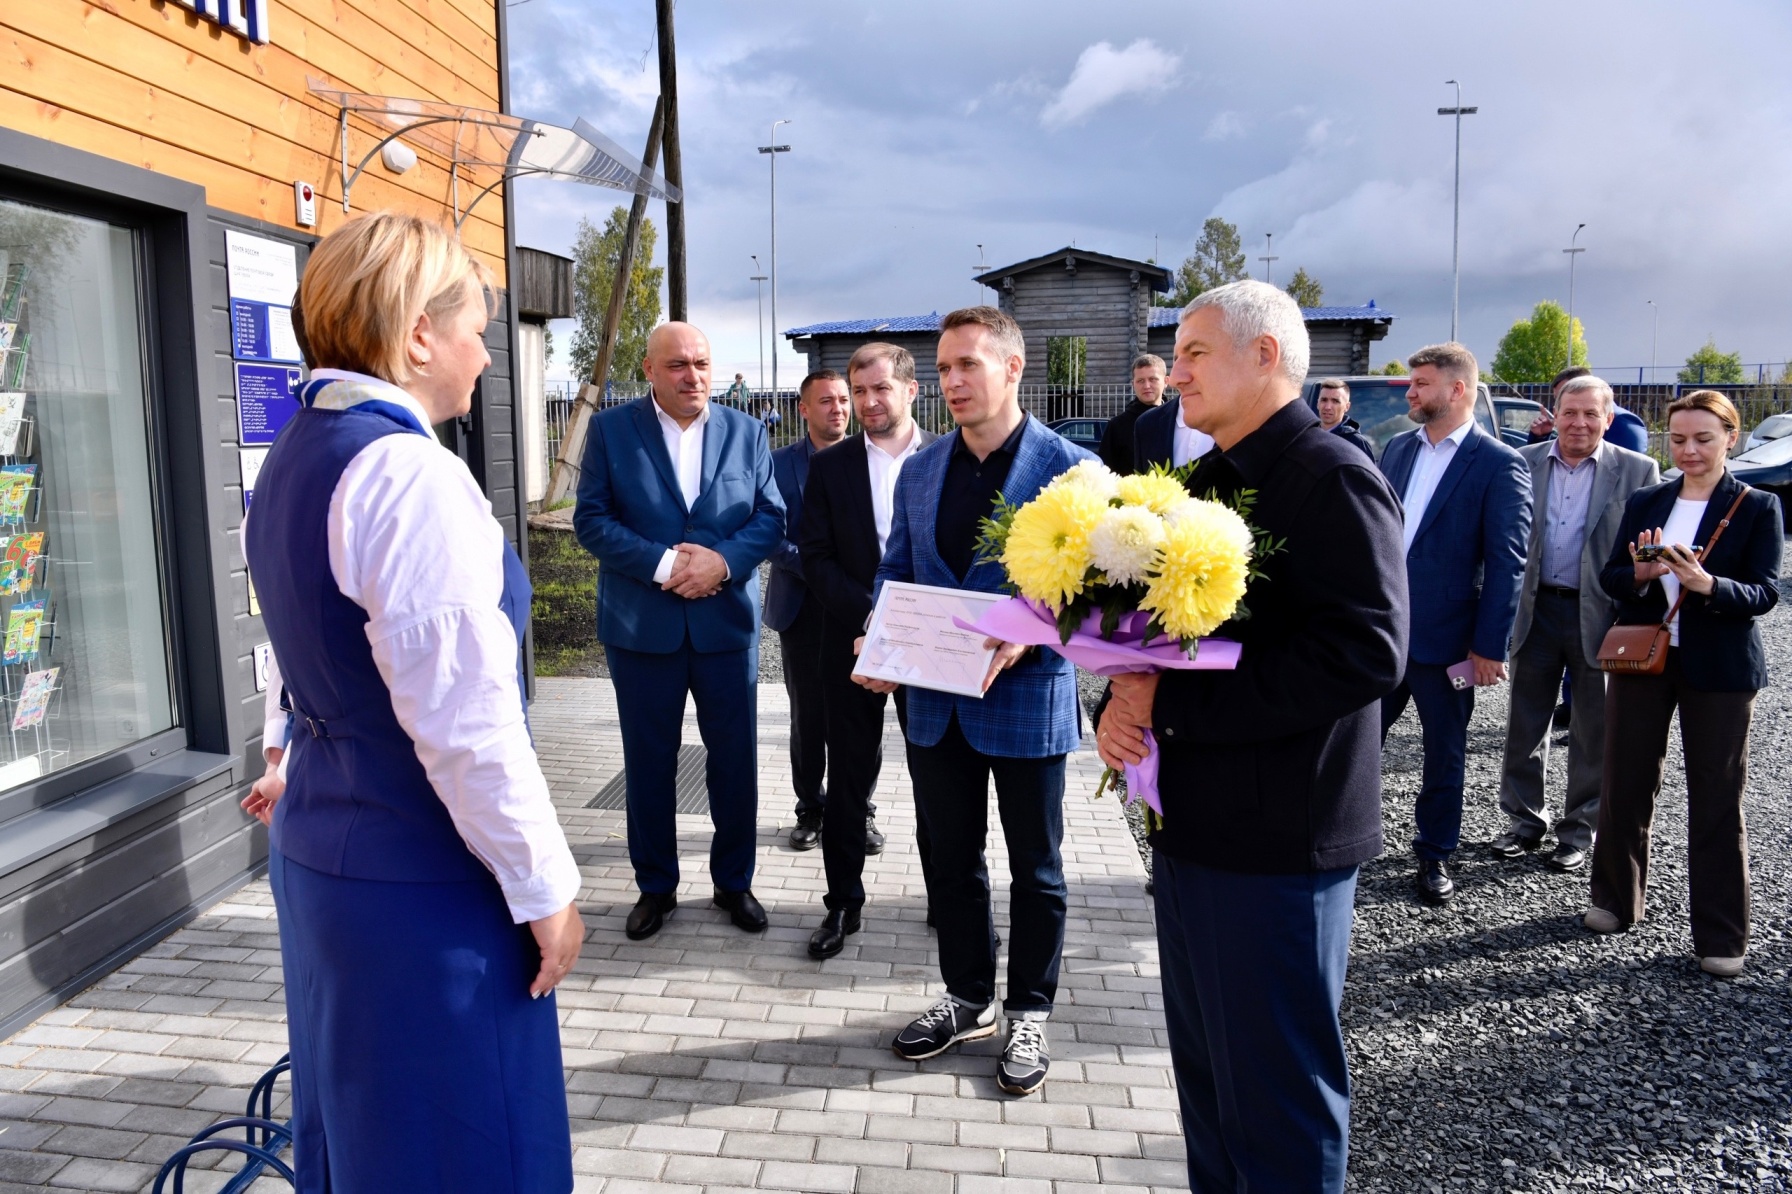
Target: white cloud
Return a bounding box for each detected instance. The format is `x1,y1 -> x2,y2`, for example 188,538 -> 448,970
1038,39 -> 1180,130
1203,111 -> 1246,141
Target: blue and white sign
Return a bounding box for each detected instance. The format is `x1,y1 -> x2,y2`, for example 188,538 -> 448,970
171,0 -> 269,45
231,299 -> 302,364
235,363 -> 302,446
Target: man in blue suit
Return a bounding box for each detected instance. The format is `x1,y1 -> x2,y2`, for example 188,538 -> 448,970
864,306 -> 1092,1097
574,322 -> 785,940
766,370 -> 853,852
1378,342 -> 1532,903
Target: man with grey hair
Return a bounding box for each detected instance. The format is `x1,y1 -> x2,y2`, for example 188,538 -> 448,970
1378,342 -> 1531,904
1097,280 -> 1408,1191
1493,374 -> 1659,870
1096,352 -> 1168,473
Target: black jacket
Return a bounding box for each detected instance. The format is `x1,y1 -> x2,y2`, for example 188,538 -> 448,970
1106,400 -> 1410,873
1097,398 -> 1160,475
1598,470 -> 1782,692
1328,417 -> 1376,458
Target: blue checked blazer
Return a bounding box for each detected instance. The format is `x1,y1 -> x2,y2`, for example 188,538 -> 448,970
874,416 -> 1095,758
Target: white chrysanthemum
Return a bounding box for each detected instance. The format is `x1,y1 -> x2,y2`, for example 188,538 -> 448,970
1049,459 -> 1121,504
1088,505 -> 1166,586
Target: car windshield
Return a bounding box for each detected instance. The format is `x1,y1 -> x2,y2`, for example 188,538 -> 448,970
1732,435 -> 1792,467
1495,400 -> 1541,432
1752,413 -> 1792,440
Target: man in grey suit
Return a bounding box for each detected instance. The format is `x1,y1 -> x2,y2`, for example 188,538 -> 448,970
1493,375 -> 1660,871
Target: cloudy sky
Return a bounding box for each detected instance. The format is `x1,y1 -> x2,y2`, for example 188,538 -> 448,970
506,1 -> 1792,386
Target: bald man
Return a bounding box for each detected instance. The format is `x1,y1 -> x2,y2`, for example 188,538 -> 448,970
574,323 -> 786,940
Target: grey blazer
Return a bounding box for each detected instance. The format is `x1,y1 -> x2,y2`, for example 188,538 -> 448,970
1510,438 -> 1661,661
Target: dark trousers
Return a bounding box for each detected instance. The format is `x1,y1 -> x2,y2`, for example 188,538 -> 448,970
1498,592 -> 1606,849
820,632 -> 910,912
1155,852 -> 1356,1194
606,641 -> 758,896
1382,662 -> 1475,860
905,716 -> 1067,1015
1591,649 -> 1755,958
778,600 -> 827,821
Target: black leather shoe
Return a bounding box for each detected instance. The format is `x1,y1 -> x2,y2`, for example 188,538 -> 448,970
789,817 -> 821,851
808,908 -> 861,959
864,817 -> 885,856
625,892 -> 677,941
1546,844 -> 1588,872
713,887 -> 768,933
1415,859 -> 1455,904
1489,829 -> 1543,859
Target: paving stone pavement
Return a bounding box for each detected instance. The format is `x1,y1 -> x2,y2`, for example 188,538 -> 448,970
0,679 -> 1182,1193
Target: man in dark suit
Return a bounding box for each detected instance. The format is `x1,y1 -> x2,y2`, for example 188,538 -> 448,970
797,343 -> 935,959
1494,376 -> 1659,870
766,370 -> 852,851
1316,377 -> 1376,458
1099,280 -> 1408,1193
573,322 -> 785,940
1095,353 -> 1167,474
868,306 -> 1093,1097
1378,342 -> 1531,903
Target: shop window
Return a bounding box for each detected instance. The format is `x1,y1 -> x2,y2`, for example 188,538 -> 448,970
0,198 -> 175,791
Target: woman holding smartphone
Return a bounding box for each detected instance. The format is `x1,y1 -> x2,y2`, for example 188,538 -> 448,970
1584,390 -> 1781,977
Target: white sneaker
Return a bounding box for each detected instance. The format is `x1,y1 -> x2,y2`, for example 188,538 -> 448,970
1699,955 -> 1745,978
1582,908 -> 1621,934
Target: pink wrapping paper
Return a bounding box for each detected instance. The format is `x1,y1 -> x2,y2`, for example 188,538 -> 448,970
954,598 -> 1240,815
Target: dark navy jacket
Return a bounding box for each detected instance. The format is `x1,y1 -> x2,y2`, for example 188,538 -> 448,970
1599,470 -> 1782,692
764,435 -> 817,633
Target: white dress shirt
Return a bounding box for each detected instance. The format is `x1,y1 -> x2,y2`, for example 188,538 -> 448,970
1659,497 -> 1709,646
260,652 -> 290,779
866,423 -> 923,556
1400,417 -> 1475,552
278,369 -> 581,924
1172,414 -> 1216,468
651,399 -> 712,584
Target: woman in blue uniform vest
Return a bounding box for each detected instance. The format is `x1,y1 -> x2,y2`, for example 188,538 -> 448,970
244,213 -> 583,1193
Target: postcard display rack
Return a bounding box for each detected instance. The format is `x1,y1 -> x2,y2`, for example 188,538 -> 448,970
0,256 -> 63,784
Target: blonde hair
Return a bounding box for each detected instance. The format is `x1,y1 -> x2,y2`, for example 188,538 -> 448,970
1407,341 -> 1479,389
1667,389 -> 1740,435
299,212 -> 492,386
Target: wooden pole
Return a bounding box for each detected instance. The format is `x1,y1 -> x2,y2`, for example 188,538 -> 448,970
656,0 -> 687,321
542,97 -> 666,508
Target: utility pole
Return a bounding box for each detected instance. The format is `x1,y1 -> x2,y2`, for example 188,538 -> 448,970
758,120 -> 791,396
1438,80 -> 1478,342
655,0 -> 686,320
750,256 -> 767,393
1564,222 -> 1587,370
973,243 -> 990,305
1648,299 -> 1658,379
543,98 -> 668,507
1258,232 -> 1278,284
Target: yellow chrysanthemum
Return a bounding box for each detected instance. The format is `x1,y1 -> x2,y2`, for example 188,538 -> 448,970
1141,499 -> 1254,640
1001,482 -> 1106,609
1116,471 -> 1191,515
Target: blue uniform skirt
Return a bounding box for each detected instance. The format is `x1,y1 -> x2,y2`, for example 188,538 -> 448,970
269,849 -> 573,1193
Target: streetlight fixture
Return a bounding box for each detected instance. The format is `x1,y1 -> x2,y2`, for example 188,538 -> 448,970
758,120 -> 792,396
1563,222 -> 1587,370
973,243 -> 990,305
750,255 -> 768,394
1438,81 -> 1478,342
1259,232 -> 1278,284
1647,299 -> 1658,380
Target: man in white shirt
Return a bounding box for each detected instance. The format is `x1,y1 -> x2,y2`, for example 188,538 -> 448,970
795,342 -> 935,959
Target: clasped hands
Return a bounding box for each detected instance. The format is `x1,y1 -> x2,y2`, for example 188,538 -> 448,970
661,542 -> 728,599
1629,528 -> 1715,595
849,635 -> 1032,695
1095,672 -> 1159,772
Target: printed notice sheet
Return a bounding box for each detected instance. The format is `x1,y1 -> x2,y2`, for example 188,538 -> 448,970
851,581 -> 1005,699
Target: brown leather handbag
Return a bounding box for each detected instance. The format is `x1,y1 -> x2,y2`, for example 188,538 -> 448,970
1596,486 -> 1750,675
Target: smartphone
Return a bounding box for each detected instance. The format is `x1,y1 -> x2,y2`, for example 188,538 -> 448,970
1446,659 -> 1476,691
1634,544 -> 1669,563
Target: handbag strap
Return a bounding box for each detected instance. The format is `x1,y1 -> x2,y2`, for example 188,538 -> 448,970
1657,484 -> 1751,628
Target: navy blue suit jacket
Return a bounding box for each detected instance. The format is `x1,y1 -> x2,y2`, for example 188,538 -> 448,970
875,417 -> 1094,758
764,435 -> 817,632
1131,400 -> 1182,473
1379,423 -> 1532,665
573,397 -> 785,654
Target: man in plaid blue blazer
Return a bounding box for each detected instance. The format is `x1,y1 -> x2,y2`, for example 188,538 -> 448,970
862,306 -> 1092,1097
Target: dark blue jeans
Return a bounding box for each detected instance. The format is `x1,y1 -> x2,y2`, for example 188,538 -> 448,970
1382,661 -> 1475,860
1155,852 -> 1356,1194
904,715 -> 1067,1015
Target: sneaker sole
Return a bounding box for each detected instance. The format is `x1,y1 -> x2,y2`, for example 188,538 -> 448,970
997,1072 -> 1046,1096
892,1020 -> 997,1062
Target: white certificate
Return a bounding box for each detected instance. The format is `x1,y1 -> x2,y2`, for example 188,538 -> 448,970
852,581 -> 1005,699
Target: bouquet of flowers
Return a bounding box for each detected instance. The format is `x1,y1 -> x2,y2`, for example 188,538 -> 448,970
957,459 -> 1276,822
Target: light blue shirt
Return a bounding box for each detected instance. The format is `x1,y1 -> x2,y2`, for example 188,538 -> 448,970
1400,417 -> 1474,552
1541,443 -> 1598,589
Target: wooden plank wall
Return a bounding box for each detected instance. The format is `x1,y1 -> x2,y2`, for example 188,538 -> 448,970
0,0 -> 509,278
1005,262 -> 1147,384
794,332 -> 944,388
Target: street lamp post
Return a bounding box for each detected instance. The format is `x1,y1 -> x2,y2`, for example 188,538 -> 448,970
1647,299 -> 1658,381
758,120 -> 792,397
1258,232 -> 1278,284
1438,81 -> 1478,342
1563,222 -> 1587,370
750,255 -> 768,394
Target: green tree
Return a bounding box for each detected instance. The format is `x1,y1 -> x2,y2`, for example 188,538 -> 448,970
1678,338 -> 1743,384
1377,360 -> 1407,376
1490,301 -> 1588,383
569,208 -> 664,385
1046,336 -> 1087,387
1284,267 -> 1323,308
543,328 -> 555,367
1158,217 -> 1247,306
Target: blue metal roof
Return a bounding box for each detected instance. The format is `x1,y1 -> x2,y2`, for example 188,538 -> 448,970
783,313 -> 942,337
1147,301 -> 1393,328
